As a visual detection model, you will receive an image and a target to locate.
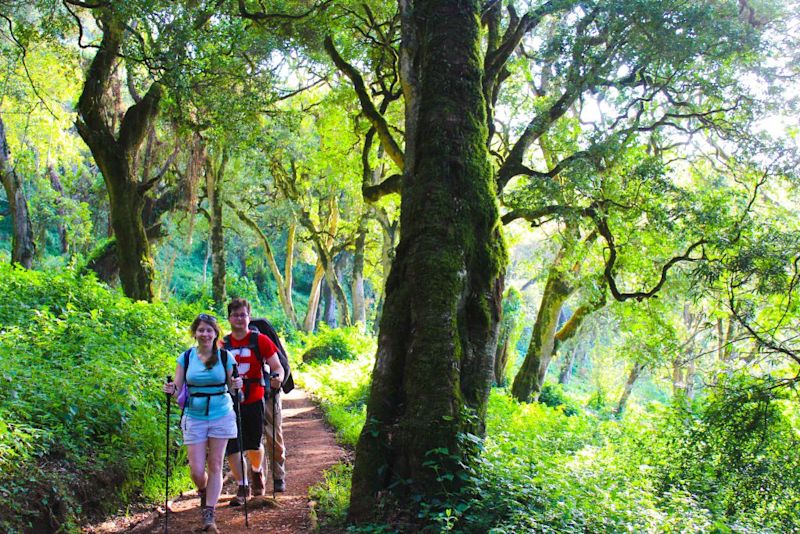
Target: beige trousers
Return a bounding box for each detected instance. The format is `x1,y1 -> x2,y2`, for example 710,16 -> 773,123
262,391 -> 285,480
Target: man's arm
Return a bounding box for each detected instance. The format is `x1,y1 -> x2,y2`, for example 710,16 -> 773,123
265,353 -> 284,389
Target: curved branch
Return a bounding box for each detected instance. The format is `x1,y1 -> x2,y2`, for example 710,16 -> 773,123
324,35 -> 405,170
589,207 -> 706,301
363,173 -> 402,202
238,0 -> 332,21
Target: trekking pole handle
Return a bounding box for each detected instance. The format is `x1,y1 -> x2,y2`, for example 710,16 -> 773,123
166,376 -> 173,396
231,365 -> 244,401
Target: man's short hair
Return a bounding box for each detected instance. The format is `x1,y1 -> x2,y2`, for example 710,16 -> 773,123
227,297 -> 251,316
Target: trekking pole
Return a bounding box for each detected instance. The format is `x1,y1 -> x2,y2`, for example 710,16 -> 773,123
165,375 -> 172,534
269,371 -> 280,500
232,365 -> 249,528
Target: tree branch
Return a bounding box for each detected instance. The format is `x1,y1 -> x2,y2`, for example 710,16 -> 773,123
238,0 -> 331,21
324,35 -> 404,170
589,206 -> 707,301
363,173 -> 402,202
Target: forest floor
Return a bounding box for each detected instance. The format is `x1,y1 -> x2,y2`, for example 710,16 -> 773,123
84,389 -> 347,533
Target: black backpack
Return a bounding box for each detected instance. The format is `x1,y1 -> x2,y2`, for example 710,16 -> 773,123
222,318 -> 294,394
249,318 -> 294,394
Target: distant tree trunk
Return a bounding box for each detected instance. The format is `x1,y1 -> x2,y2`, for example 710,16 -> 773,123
303,260 -> 325,332
511,260 -> 573,402
46,164 -> 68,254
351,216 -> 368,328
348,0 -> 506,522
284,224 -> 296,319
227,205 -> 299,328
494,288 -> 523,386
83,238 -> 119,283
75,13 -> 162,301
615,362 -> 645,415
674,304 -> 703,399
494,335 -> 512,387
311,198 -> 352,327
0,114 -> 35,268
322,277 -> 337,327
717,316 -> 737,361
206,150 -> 227,311
322,254 -> 350,327
558,351 -> 576,385
685,355 -> 697,400
512,232 -> 600,402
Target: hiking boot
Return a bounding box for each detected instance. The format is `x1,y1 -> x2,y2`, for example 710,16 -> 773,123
229,484 -> 250,507
201,506 -> 217,533
198,487 -> 206,509
273,479 -> 286,493
250,468 -> 265,496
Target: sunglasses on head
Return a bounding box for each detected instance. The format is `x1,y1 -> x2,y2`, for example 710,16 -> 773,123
197,313 -> 217,323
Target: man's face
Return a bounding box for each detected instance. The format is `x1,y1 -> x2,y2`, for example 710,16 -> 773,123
228,307 -> 250,330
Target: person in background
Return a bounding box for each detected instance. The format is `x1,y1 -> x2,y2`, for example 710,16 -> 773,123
163,313 -> 242,533
222,298 -> 285,503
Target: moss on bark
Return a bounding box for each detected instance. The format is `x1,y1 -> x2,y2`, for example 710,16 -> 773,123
348,0 -> 507,525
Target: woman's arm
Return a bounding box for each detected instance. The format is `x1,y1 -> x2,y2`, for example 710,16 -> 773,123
162,362 -> 184,398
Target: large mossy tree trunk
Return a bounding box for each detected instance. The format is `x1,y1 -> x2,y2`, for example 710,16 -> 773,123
0,114 -> 35,268
75,13 -> 161,302
348,0 -> 506,523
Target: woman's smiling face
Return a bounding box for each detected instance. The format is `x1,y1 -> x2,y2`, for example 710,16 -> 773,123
194,321 -> 217,347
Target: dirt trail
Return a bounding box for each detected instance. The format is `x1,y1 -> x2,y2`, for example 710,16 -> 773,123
87,389 -> 346,533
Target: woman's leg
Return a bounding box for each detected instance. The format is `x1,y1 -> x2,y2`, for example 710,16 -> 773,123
186,442 -> 208,490
205,437 -> 229,507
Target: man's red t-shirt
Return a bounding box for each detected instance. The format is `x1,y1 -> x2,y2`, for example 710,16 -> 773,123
225,332 -> 278,404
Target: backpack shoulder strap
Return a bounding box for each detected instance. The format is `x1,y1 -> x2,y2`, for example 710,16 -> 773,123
182,348 -> 192,376
221,334 -> 232,350
249,331 -> 263,361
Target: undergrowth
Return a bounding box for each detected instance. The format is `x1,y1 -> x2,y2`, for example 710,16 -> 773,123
0,264 -> 195,532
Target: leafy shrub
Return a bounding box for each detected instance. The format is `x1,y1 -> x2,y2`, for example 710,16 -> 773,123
538,383 -> 580,416
300,325 -> 374,363
0,264 -> 195,532
308,462 -> 352,530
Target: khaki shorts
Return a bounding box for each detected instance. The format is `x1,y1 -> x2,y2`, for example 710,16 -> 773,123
181,410 -> 237,445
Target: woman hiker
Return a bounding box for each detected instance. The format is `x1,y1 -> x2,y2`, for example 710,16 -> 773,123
163,313 -> 242,533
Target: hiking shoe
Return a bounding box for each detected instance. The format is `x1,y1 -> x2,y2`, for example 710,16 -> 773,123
273,479 -> 286,493
201,506 -> 217,533
198,487 -> 206,509
250,468 -> 265,496
229,484 -> 250,507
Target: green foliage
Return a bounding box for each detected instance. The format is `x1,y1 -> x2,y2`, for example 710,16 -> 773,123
0,264 -> 194,532
308,462 -> 353,530
287,325 -> 799,533
538,383 -> 580,416
299,324 -> 374,363
295,329 -> 375,447
646,377 -> 800,531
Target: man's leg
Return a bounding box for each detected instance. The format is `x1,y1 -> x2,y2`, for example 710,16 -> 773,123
263,391 -> 286,491
247,444 -> 266,495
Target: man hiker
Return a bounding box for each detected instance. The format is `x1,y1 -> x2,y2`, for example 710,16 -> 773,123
223,298 -> 285,504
